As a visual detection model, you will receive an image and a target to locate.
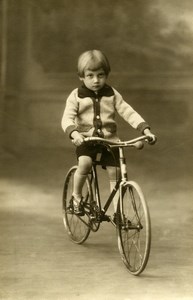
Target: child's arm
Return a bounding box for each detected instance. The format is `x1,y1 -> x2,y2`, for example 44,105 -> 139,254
61,89 -> 79,136
61,89 -> 85,146
113,89 -> 156,144
113,89 -> 147,129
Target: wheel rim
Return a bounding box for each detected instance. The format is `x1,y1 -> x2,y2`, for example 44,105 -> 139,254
117,181 -> 151,275
62,166 -> 91,244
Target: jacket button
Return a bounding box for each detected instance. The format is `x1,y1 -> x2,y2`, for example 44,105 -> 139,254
96,115 -> 100,119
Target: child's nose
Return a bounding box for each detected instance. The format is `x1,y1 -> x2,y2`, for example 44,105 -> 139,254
93,76 -> 99,82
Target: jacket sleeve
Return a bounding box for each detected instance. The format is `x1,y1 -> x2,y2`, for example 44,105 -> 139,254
61,89 -> 79,137
113,88 -> 150,133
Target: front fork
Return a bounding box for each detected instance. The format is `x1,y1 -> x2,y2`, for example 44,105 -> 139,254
118,181 -> 143,231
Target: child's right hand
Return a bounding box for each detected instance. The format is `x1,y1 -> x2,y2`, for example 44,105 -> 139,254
71,131 -> 84,146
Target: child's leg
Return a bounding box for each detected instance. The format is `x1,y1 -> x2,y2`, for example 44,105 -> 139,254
73,155 -> 92,202
106,166 -> 121,212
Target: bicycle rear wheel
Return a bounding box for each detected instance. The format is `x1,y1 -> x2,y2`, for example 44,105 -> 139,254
117,181 -> 151,275
62,166 -> 91,244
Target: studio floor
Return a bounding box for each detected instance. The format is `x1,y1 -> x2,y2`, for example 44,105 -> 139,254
0,136 -> 193,300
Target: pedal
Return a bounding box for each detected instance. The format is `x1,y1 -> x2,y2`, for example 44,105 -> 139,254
100,214 -> 110,222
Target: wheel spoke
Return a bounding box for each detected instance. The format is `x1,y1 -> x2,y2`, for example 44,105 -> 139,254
117,181 -> 151,275
62,166 -> 91,244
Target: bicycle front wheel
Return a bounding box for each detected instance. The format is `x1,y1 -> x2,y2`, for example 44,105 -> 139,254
117,181 -> 151,275
62,166 -> 91,244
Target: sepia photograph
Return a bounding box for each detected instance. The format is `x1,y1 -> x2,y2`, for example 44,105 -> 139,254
0,0 -> 193,299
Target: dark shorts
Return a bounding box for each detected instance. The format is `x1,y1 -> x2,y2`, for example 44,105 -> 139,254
76,143 -> 119,167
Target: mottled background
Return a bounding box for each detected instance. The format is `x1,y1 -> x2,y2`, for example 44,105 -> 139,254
0,0 -> 193,150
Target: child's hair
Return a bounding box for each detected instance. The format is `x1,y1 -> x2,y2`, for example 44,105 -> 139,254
77,50 -> 111,77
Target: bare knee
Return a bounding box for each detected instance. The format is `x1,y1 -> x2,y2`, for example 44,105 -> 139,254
77,156 -> 92,175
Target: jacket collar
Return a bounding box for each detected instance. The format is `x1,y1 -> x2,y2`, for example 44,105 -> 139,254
78,84 -> 114,99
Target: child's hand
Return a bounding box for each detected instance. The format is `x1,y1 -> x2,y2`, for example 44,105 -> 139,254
71,131 -> 84,146
143,129 -> 157,145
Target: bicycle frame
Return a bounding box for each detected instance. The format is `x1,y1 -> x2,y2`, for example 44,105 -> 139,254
89,146 -> 128,224
70,135 -> 151,228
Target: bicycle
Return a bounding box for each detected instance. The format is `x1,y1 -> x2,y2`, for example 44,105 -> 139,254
62,135 -> 154,275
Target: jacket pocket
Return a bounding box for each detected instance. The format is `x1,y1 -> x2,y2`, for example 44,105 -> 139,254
105,123 -> 117,133
76,125 -> 93,132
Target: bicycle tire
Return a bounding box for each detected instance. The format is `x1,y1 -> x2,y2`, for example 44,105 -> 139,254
117,181 -> 151,275
62,166 -> 91,244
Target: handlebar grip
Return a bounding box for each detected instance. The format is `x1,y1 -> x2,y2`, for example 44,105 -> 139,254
146,135 -> 157,145
133,141 -> 144,150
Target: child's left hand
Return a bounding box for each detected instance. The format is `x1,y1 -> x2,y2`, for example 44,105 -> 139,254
143,129 -> 157,145
147,133 -> 157,145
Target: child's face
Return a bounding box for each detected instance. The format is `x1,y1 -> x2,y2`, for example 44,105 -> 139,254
80,68 -> 107,92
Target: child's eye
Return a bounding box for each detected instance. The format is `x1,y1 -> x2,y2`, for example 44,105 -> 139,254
86,74 -> 93,78
98,73 -> 105,78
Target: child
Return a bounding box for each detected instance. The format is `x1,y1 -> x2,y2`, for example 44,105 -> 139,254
61,50 -> 156,215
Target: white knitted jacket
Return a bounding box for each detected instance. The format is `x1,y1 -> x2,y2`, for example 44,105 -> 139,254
61,84 -> 150,140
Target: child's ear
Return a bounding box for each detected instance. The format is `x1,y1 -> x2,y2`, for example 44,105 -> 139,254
77,72 -> 84,81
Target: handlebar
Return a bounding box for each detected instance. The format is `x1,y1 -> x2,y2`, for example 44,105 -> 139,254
84,135 -> 155,149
